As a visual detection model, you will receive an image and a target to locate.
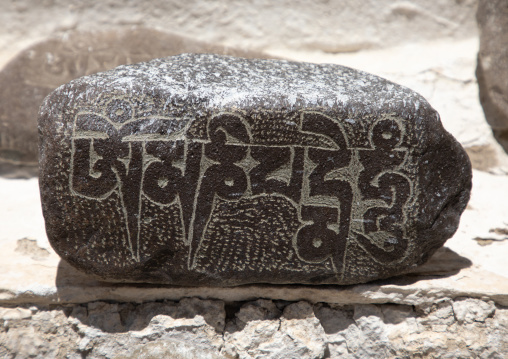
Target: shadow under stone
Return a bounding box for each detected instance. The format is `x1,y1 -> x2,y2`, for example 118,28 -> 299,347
66,299 -> 225,334
54,245 -> 472,333
55,245 -> 472,298
56,259 -> 226,334
366,246 -> 473,287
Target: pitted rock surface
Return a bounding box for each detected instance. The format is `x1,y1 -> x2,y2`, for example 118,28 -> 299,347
477,0 -> 508,152
38,54 -> 471,286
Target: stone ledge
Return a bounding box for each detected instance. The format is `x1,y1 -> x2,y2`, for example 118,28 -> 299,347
2,243 -> 506,307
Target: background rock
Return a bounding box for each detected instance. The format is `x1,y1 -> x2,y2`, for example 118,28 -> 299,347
0,0 -> 479,59
476,0 -> 508,152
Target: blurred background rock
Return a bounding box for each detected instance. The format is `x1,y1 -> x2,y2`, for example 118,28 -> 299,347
0,0 -> 478,59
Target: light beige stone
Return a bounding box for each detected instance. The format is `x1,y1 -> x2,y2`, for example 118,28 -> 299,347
115,341 -> 223,359
222,301 -> 327,359
0,0 -> 478,61
452,298 -> 496,324
1,298 -> 507,358
0,307 -> 32,321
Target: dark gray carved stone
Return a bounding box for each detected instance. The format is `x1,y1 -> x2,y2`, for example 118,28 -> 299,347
38,54 -> 472,286
0,28 -> 267,178
477,0 -> 508,152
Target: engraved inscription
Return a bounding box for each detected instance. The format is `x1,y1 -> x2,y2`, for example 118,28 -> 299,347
354,118 -> 414,263
295,112 -> 353,274
189,114 -> 251,268
69,103 -> 417,276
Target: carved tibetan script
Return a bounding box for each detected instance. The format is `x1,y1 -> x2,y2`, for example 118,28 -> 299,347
69,98 -> 416,278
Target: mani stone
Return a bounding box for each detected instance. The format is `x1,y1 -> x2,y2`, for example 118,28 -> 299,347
38,54 -> 472,286
477,0 -> 508,152
0,28 -> 266,178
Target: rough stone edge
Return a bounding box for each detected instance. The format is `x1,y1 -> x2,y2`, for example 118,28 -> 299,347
2,272 -> 507,308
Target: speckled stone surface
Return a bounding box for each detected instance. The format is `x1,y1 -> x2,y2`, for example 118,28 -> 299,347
38,54 -> 471,286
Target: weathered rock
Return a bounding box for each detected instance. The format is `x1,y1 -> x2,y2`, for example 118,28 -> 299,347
452,298 -> 496,324
477,0 -> 508,152
0,28 -> 267,178
116,341 -> 223,359
38,54 -> 471,286
1,299 -> 507,359
223,301 -> 327,358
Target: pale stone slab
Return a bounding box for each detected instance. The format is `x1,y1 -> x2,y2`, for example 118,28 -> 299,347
0,170 -> 507,306
0,237 -> 506,307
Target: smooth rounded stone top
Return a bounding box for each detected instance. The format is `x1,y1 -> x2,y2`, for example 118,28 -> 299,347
38,54 -> 472,286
